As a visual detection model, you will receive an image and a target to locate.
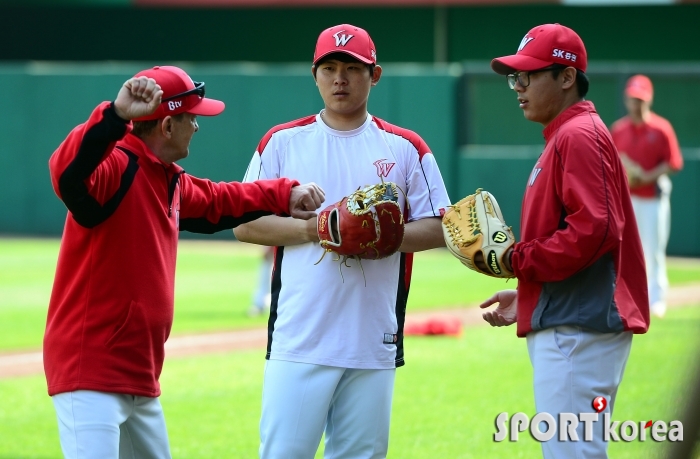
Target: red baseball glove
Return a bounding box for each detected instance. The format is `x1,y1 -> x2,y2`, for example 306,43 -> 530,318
317,182 -> 404,261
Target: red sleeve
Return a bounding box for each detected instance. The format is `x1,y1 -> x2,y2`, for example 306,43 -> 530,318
610,119 -> 624,149
178,176 -> 299,233
512,129 -> 624,283
49,102 -> 132,209
661,120 -> 683,171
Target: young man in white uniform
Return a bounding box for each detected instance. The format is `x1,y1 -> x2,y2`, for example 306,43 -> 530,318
234,24 -> 451,459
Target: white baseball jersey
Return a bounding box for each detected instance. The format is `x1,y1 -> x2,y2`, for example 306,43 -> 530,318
243,112 -> 450,369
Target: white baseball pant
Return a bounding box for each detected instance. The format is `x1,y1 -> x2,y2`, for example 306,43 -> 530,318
259,359 -> 395,459
52,390 -> 171,459
527,326 -> 633,459
631,194 -> 671,313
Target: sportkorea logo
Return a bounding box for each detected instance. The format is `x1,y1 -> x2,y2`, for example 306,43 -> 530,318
494,396 -> 684,444
373,159 -> 396,178
333,30 -> 354,47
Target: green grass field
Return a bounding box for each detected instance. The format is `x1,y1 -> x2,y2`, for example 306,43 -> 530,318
1,309 -> 699,458
1,238 -> 699,458
0,238 -> 514,351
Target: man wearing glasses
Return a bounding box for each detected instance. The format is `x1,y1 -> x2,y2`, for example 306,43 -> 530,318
45,65 -> 324,459
479,24 -> 649,458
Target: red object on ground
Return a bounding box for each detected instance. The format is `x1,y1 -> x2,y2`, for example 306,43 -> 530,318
404,317 -> 462,336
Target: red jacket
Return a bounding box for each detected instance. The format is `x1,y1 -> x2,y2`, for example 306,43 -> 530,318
511,101 -> 649,338
45,102 -> 297,397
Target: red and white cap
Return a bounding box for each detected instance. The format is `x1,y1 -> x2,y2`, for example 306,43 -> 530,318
132,65 -> 225,121
491,24 -> 587,75
313,24 -> 377,65
625,74 -> 653,102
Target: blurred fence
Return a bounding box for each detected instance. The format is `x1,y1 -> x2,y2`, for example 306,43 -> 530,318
1,61 -> 698,254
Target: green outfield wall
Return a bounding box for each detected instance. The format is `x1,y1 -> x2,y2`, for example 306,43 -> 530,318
1,62 -> 698,255
0,62 -> 458,238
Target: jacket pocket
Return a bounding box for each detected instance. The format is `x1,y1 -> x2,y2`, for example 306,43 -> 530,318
105,300 -> 150,351
554,326 -> 580,359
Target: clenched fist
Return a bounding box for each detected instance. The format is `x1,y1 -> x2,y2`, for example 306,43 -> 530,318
289,183 -> 325,220
113,77 -> 164,121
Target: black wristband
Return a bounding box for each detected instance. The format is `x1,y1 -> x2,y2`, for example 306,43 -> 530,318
108,102 -> 130,123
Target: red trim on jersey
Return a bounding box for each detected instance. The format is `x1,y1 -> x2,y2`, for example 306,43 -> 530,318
256,115 -> 317,154
372,116 -> 431,160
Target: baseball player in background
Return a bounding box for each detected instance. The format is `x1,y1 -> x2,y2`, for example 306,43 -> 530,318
233,24 -> 450,459
611,75 -> 684,318
45,66 -> 323,459
249,246 -> 275,316
479,24 -> 649,459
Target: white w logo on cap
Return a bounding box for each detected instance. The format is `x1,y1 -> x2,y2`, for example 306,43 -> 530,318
333,31 -> 354,47
518,35 -> 534,51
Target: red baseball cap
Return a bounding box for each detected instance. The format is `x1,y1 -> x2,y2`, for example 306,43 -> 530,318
625,74 -> 653,102
313,24 -> 377,65
132,66 -> 225,121
491,24 -> 587,75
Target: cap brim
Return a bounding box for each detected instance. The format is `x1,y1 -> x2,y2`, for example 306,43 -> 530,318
188,98 -> 225,116
625,88 -> 652,102
314,50 -> 374,65
491,54 -> 553,75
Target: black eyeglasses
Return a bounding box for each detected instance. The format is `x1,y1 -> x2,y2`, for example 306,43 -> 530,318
162,81 -> 205,102
506,67 -> 558,89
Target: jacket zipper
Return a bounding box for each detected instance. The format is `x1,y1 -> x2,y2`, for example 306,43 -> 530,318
162,167 -> 184,217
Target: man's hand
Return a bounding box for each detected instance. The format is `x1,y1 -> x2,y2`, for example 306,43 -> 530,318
619,153 -> 645,188
289,183 -> 325,220
113,77 -> 163,120
479,289 -> 517,327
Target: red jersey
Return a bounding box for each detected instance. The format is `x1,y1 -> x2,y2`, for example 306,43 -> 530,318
511,101 -> 649,338
611,112 -> 683,198
45,102 -> 297,397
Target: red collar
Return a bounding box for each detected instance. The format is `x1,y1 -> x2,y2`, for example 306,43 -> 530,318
121,134 -> 184,173
543,100 -> 596,142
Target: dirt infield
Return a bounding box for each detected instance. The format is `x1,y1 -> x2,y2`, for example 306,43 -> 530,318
2,283 -> 698,380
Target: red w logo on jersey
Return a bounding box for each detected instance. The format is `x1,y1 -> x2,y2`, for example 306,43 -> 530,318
373,159 -> 396,178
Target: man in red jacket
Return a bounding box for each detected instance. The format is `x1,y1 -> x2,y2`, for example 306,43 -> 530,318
612,75 -> 684,318
45,66 -> 324,459
479,24 -> 649,459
